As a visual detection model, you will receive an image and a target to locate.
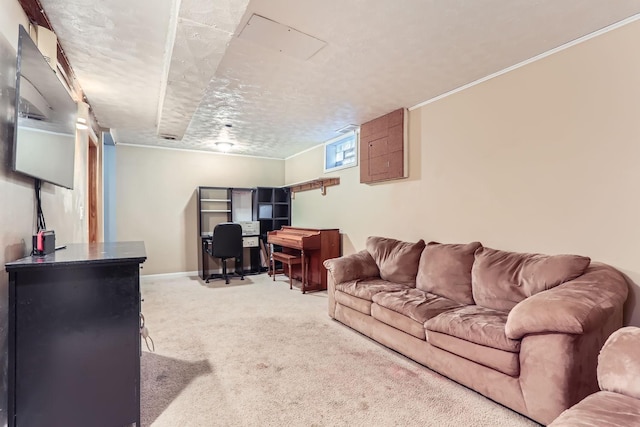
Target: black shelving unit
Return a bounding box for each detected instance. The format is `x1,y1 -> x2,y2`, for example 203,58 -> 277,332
253,187 -> 291,272
253,187 -> 291,244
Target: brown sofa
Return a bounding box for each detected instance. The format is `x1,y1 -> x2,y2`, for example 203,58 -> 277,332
549,326 -> 640,426
323,237 -> 629,425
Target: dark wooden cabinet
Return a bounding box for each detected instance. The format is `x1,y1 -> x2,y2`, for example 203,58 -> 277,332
5,242 -> 146,427
360,108 -> 408,183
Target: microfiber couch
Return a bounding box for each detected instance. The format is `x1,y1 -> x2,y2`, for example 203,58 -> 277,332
323,237 -> 629,425
549,326 -> 640,426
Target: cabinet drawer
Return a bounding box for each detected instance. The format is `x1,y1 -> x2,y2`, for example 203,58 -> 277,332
368,137 -> 388,158
369,151 -> 404,180
388,124 -> 403,152
387,151 -> 404,178
361,114 -> 388,138
243,236 -> 259,247
238,221 -> 260,235
369,154 -> 391,175
388,108 -> 404,127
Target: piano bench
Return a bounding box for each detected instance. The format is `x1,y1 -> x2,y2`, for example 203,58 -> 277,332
271,252 -> 303,290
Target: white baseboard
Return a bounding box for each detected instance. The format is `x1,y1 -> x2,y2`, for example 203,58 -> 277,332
141,270 -> 199,280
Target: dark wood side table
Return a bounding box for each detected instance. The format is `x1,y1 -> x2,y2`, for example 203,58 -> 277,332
5,241 -> 146,427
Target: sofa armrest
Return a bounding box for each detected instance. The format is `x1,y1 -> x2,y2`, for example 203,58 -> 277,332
598,326 -> 640,399
323,250 -> 380,284
505,263 -> 628,340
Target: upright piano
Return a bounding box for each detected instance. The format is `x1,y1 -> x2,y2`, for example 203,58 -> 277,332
267,226 -> 340,292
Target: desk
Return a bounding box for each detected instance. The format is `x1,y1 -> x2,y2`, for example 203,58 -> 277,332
201,236 -> 245,281
199,221 -> 262,280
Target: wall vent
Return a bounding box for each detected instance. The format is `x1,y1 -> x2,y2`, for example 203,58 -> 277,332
335,124 -> 359,134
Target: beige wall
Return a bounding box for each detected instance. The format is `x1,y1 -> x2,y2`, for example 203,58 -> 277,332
285,111 -> 424,255
116,144 -> 284,274
286,20 -> 640,327
0,1 -> 88,423
0,0 -> 88,252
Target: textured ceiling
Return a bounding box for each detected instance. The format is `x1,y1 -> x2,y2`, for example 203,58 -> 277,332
40,0 -> 640,159
155,0 -> 249,140
39,0 -> 173,130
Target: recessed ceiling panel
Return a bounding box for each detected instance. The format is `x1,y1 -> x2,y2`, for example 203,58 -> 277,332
238,14 -> 327,60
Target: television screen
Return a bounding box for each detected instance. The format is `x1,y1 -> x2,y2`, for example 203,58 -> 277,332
13,25 -> 76,189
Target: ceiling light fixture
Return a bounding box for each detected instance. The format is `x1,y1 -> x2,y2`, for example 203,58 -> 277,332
215,141 -> 234,152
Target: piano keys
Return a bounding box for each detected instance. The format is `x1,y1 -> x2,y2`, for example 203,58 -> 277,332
267,226 -> 340,293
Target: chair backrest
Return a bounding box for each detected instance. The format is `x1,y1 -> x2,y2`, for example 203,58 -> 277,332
212,222 -> 243,259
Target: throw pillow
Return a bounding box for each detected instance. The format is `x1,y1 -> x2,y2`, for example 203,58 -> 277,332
472,247 -> 591,311
416,241 -> 483,305
366,236 -> 426,285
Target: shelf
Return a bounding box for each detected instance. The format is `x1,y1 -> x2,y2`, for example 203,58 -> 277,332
287,177 -> 340,197
201,209 -> 231,213
201,198 -> 231,202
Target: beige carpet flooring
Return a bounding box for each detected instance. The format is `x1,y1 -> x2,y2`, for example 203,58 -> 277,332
140,273 -> 540,427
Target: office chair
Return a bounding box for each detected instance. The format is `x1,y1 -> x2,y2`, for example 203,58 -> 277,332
205,222 -> 245,284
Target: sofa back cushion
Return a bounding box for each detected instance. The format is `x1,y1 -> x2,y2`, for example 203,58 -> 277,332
472,247 -> 591,311
366,236 -> 426,285
598,326 -> 640,399
416,241 -> 482,305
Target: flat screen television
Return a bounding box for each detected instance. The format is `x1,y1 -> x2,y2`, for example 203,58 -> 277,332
12,25 -> 76,189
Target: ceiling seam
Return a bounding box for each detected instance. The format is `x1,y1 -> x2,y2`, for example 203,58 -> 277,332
116,142 -> 285,160
179,16 -> 233,32
156,0 -> 182,134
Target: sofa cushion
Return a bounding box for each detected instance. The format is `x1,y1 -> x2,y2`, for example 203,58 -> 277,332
335,290 -> 372,315
416,241 -> 482,305
425,305 -> 520,353
335,278 -> 411,302
598,327 -> 640,399
372,288 -> 462,324
427,330 -> 520,377
366,236 -> 426,285
371,304 -> 426,340
324,250 -> 380,284
472,247 -> 591,311
548,391 -> 640,427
